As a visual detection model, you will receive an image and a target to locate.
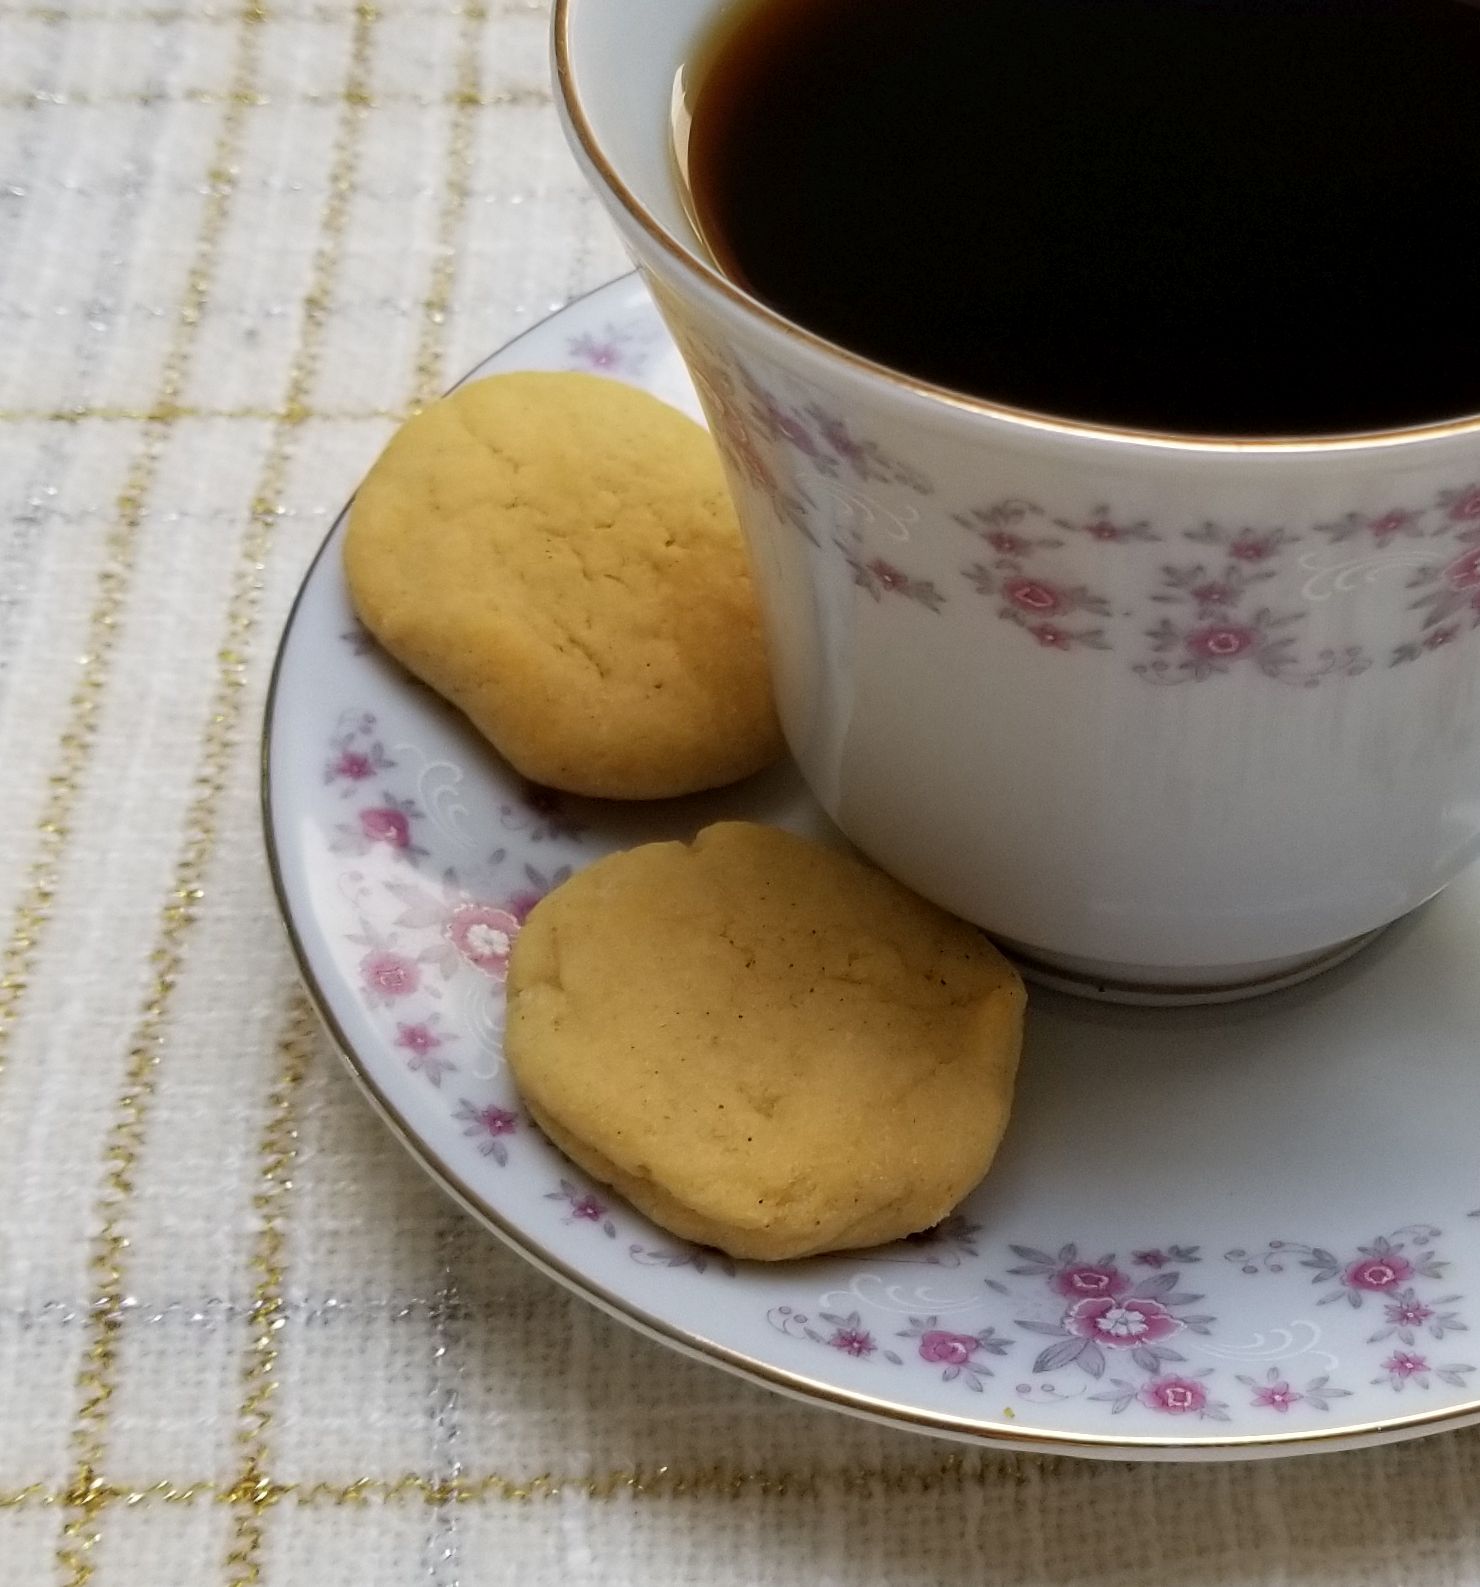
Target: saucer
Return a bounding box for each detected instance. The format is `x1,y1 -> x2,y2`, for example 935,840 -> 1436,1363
263,273 -> 1480,1461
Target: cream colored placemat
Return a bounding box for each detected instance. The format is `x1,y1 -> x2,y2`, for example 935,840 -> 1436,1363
2,2 -> 1480,1582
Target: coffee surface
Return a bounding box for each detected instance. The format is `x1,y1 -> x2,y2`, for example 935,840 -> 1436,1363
687,0 -> 1480,436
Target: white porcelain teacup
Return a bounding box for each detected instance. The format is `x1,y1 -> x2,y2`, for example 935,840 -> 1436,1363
555,0 -> 1480,1002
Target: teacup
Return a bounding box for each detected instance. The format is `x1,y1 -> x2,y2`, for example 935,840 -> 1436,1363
554,0 -> 1480,1002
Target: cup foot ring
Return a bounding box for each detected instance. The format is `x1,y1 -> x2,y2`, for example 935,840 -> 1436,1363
1000,927 -> 1390,1007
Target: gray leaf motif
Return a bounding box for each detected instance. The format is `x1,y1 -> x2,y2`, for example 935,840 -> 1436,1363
1089,1381 -> 1138,1413
1033,1337 -> 1086,1374
386,880 -> 448,930
628,1243 -> 737,1277
1032,1337 -> 1107,1378
1302,1250 -> 1342,1282
1009,1244 -> 1058,1265
1007,1244 -> 1059,1273
1127,1272 -> 1179,1298
1132,1344 -> 1185,1373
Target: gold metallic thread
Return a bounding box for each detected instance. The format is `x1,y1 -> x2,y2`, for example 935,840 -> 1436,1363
0,3 -> 266,1097
223,1000 -> 317,1585
2,85 -> 548,109
12,1416 -> 1480,1514
0,405 -> 404,424
53,5 -> 379,1580
409,0 -> 486,407
5,1453 -> 1060,1512
4,2 -> 541,21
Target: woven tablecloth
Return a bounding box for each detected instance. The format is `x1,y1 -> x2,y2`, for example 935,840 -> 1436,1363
3,3 -> 1480,1582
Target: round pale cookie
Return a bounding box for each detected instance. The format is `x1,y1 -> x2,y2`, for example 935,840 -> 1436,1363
343,371 -> 783,799
505,822 -> 1026,1261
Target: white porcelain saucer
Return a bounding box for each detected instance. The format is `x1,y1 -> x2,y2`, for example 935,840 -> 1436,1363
263,274 -> 1480,1461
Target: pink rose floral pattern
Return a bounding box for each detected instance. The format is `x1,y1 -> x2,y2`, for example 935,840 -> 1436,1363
1132,1245 -> 1201,1269
954,499 -> 1065,558
962,561 -> 1111,652
1228,1227 -> 1473,1397
677,330 -> 944,597
953,490 -> 1480,682
898,1317 -> 1012,1392
359,947 -> 420,1005
455,1099 -> 519,1166
566,318 -> 662,379
1230,1229 -> 1445,1307
738,369 -> 934,494
329,732 -> 565,1111
1085,1370 -> 1228,1420
384,860 -> 568,982
444,904 -> 520,976
1061,509 -> 1160,546
324,709 -> 394,792
547,1179 -> 618,1238
1315,505 -> 1429,545
323,709 -> 715,1261
395,1017 -> 456,1086
672,328 -> 1480,682
1140,520 -> 1370,685
1372,1351 -> 1471,1391
770,1307 -> 902,1363
1010,1243 -> 1214,1380
1393,529 -> 1480,661
1237,1367 -> 1350,1413
766,1230 -> 1420,1421
676,333 -> 818,544
1370,1290 -> 1465,1346
499,783 -> 586,844
334,792 -> 428,863
839,547 -> 945,613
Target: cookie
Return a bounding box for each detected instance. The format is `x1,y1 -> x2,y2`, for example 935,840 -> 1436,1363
343,371 -> 783,799
505,822 -> 1025,1261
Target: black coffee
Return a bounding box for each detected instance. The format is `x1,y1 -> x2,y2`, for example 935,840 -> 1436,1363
687,0 -> 1480,436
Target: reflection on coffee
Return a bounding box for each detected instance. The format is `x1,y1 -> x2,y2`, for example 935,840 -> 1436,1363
686,0 -> 1480,437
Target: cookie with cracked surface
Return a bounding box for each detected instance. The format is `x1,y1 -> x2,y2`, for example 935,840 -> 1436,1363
343,371 -> 783,798
505,822 -> 1026,1261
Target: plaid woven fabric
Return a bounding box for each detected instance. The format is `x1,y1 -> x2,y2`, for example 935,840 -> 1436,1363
3,2 -> 1480,1582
